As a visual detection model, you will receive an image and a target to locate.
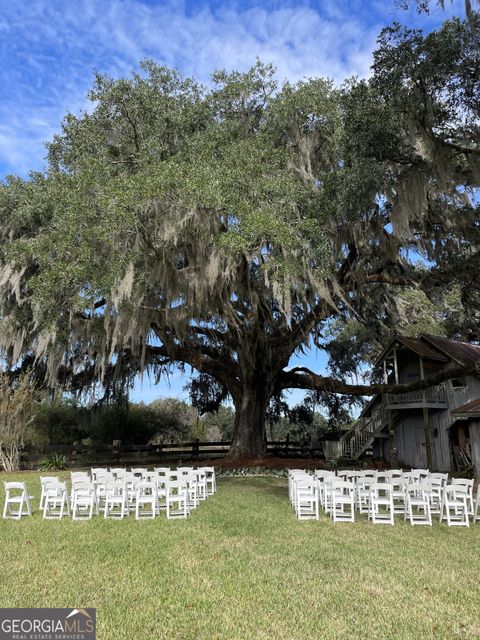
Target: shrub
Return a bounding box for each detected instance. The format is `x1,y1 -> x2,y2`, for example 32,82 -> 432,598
38,452 -> 68,470
0,370 -> 39,471
33,398 -> 85,444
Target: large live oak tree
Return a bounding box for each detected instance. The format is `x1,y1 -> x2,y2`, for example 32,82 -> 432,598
0,17 -> 479,457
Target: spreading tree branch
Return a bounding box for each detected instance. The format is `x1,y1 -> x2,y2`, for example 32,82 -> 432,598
278,363 -> 479,396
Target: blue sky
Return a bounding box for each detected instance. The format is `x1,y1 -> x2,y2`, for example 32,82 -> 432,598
0,0 -> 461,405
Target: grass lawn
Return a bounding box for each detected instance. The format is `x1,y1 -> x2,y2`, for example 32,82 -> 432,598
1,472 -> 479,640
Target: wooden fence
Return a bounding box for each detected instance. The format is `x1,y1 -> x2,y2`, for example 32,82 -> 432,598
20,439 -> 324,469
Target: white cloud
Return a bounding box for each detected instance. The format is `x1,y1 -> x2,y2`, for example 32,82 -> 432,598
0,0 -> 388,177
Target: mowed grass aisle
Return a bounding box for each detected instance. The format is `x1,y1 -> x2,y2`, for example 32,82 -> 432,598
1,474 -> 479,640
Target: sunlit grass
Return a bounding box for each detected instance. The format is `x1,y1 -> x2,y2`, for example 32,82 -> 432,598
1,472 -> 479,639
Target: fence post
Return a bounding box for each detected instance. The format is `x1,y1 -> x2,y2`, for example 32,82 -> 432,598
112,440 -> 121,465
193,439 -> 199,459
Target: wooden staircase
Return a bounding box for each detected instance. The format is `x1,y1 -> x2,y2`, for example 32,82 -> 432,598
329,406 -> 387,461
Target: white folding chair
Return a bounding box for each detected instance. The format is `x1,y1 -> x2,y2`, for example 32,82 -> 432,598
154,467 -> 171,475
182,472 -> 198,510
43,481 -> 70,519
166,480 -> 189,519
440,485 -> 470,527
200,466 -> 216,496
290,471 -> 311,511
416,469 -> 430,482
369,482 -> 394,525
94,472 -> 114,512
104,481 -> 128,519
40,476 -> 60,510
91,468 -> 108,482
356,476 -> 374,515
450,479 -> 474,515
135,482 -> 157,520
404,483 -> 432,526
3,482 -> 33,519
389,469 -> 404,479
474,486 -> 480,523
314,471 -> 335,510
193,469 -> 207,502
125,473 -> 140,512
177,467 -> 194,476
330,480 -> 355,523
70,472 -> 91,502
153,474 -> 168,513
71,471 -> 90,481
131,468 -> 148,478
71,482 -> 96,520
427,476 -> 446,515
430,472 -> 448,482
295,479 -> 319,521
110,468 -> 127,481
346,470 -> 361,484
391,477 -> 407,515
289,470 -> 307,506
403,471 -> 421,485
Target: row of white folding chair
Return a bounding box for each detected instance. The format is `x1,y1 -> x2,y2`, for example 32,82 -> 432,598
84,470 -> 208,520
330,479 -> 427,525
325,479 -> 394,524
343,480 -> 429,526
153,466 -> 216,497
336,479 -> 473,527
306,474 -> 437,526
63,475 -> 168,519
4,468 -> 215,520
294,476 -> 393,525
318,470 -> 450,507
336,469 -> 430,481
48,477 -> 189,520
92,466 -> 216,496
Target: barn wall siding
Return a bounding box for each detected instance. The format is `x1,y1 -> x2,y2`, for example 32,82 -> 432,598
388,374 -> 480,472
396,412 -> 426,469
470,421 -> 480,481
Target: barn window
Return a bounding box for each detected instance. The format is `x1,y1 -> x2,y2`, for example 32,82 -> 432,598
451,378 -> 468,390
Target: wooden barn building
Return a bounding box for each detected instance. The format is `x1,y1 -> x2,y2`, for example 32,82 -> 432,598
336,334 -> 480,478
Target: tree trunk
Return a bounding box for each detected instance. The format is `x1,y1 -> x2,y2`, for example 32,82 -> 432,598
228,386 -> 268,459
0,444 -> 20,472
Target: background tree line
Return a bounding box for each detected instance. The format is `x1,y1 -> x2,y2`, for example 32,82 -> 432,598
31,396 -> 334,446
0,368 -> 338,471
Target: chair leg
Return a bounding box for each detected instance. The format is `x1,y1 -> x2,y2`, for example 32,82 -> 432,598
16,496 -> 25,520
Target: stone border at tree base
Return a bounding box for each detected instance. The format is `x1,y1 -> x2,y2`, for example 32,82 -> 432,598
208,456 -> 391,478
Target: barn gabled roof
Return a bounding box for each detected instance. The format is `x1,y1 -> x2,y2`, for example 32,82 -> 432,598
374,334 -> 480,368
420,334 -> 480,367
374,335 -> 448,366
